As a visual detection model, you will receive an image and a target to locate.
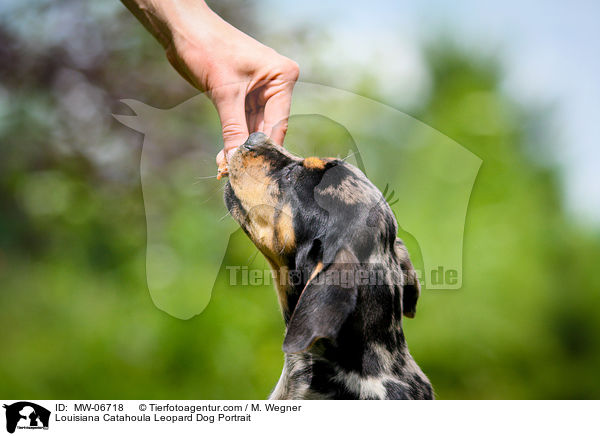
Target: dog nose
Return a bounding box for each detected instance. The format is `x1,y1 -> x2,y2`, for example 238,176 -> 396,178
244,132 -> 269,149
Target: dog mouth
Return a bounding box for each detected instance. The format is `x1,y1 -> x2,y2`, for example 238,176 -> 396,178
217,133 -> 269,180
217,143 -> 246,180
216,161 -> 228,180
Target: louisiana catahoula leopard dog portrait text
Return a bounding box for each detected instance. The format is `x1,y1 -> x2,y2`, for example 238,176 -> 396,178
223,132 -> 433,400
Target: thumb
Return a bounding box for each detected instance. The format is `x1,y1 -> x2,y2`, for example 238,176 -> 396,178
211,84 -> 249,154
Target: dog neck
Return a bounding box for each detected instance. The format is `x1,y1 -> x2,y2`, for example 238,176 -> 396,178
270,328 -> 432,400
268,252 -> 433,399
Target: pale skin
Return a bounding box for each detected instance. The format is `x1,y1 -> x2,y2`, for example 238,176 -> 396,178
121,0 -> 299,171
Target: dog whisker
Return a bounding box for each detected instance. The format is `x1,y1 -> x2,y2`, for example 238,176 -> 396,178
278,233 -> 290,256
198,184 -> 228,205
193,174 -> 219,184
219,210 -> 232,221
247,249 -> 259,266
341,152 -> 356,162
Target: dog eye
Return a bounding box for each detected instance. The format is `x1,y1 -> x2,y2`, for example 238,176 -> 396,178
284,165 -> 298,182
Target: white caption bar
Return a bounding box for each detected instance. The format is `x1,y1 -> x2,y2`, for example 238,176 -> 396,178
1,400 -> 597,436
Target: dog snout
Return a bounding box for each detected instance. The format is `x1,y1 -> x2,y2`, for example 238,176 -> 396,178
244,132 -> 269,150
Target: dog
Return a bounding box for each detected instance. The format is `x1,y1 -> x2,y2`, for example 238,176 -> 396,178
223,132 -> 433,399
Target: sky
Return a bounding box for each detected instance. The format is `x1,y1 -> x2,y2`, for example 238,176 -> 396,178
261,0 -> 600,225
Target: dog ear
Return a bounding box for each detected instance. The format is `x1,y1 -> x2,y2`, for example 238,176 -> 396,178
283,248 -> 358,354
395,238 -> 421,318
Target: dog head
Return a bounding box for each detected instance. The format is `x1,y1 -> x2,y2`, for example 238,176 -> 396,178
224,132 -> 420,353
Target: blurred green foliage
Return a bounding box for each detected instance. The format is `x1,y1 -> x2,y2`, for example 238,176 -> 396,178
1,1 -> 599,399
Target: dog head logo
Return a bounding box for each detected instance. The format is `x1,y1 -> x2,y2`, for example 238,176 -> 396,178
114,82 -> 481,319
3,402 -> 50,433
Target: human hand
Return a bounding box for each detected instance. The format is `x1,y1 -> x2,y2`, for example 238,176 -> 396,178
122,0 -> 298,170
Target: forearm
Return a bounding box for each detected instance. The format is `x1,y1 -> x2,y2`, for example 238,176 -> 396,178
120,0 -> 220,49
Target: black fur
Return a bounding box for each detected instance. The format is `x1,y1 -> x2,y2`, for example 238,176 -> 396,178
224,133 -> 433,399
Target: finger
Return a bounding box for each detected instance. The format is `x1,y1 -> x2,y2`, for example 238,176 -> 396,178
211,84 -> 249,154
245,91 -> 259,135
216,149 -> 225,167
254,108 -> 265,134
248,90 -> 265,133
246,108 -> 255,136
263,83 -> 295,146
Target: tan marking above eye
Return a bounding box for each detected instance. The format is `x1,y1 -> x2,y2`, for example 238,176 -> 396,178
303,157 -> 326,170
